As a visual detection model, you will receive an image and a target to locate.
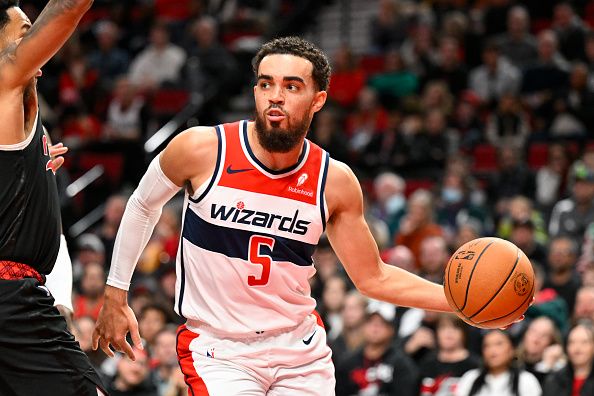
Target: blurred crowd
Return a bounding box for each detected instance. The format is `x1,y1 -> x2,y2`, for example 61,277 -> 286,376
28,0 -> 594,395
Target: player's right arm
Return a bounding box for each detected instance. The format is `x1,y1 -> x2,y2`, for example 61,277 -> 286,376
0,0 -> 93,89
93,127 -> 218,360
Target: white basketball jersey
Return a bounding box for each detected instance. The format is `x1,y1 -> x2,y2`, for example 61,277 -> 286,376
174,120 -> 330,335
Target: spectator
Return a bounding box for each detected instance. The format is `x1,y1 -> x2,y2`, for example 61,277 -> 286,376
369,0 -> 409,52
543,323 -> 594,396
320,276 -> 348,343
425,37 -> 468,96
138,303 -> 169,348
88,20 -> 130,90
552,2 -> 589,62
327,45 -> 366,109
395,189 -> 444,267
336,300 -> 419,396
488,146 -> 536,207
152,326 -> 180,395
495,6 -> 538,69
509,218 -> 548,266
526,263 -> 569,334
549,63 -> 594,137
330,291 -> 368,365
73,261 -> 105,321
309,108 -> 350,165
105,347 -> 158,396
103,77 -> 147,142
573,287 -> 594,325
96,194 -> 128,264
128,22 -> 186,90
456,330 -> 542,396
419,313 -> 481,395
543,237 -> 581,315
549,162 -> 594,242
370,172 -> 407,238
419,236 -> 450,284
469,41 -> 521,106
516,316 -> 566,384
485,94 -> 530,149
535,144 -> 570,212
368,49 -> 419,107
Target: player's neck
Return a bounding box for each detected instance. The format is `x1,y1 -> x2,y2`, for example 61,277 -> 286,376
247,122 -> 305,171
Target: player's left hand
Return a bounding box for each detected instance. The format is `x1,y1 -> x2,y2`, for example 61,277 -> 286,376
48,142 -> 68,171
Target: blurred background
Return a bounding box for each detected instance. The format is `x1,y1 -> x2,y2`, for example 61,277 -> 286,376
32,0 -> 594,394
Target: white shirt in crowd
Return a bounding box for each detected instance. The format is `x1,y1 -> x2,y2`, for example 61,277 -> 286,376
455,368 -> 542,396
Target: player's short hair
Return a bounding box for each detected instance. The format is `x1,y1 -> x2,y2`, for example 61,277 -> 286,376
252,36 -> 331,91
0,0 -> 18,31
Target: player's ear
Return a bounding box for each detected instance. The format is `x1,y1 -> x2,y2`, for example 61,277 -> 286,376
311,90 -> 327,113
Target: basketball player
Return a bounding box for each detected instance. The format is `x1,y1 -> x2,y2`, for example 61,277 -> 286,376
93,37 -> 451,395
0,0 -> 106,394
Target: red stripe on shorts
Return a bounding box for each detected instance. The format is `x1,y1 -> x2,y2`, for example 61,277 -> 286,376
312,310 -> 325,329
176,324 -> 210,396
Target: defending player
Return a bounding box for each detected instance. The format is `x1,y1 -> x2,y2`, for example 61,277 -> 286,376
0,0 -> 106,394
93,37 -> 451,395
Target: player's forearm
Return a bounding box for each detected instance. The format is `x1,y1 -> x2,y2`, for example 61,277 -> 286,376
106,156 -> 180,290
358,262 -> 452,312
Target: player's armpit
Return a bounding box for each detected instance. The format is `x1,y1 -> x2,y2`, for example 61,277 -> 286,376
0,0 -> 93,89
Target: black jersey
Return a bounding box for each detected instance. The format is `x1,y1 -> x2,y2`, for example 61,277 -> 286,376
0,113 -> 61,275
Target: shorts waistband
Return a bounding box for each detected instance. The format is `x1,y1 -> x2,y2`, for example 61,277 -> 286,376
0,261 -> 44,284
185,316 -> 314,341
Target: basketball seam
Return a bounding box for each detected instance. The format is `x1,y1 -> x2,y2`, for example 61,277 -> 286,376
460,241 -> 495,312
468,249 -> 520,320
476,281 -> 534,326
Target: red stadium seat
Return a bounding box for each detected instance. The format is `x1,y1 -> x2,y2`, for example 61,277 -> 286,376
79,153 -> 124,186
404,179 -> 435,197
360,55 -> 385,76
528,143 -> 549,170
472,144 -> 498,173
150,89 -> 190,116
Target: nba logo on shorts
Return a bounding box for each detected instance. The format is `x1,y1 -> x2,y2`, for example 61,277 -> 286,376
206,348 -> 215,358
297,173 -> 308,187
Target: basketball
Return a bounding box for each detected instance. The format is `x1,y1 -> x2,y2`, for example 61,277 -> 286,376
444,237 -> 535,329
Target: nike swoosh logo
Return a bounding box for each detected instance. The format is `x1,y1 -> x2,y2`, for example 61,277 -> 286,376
303,330 -> 317,345
226,165 -> 254,174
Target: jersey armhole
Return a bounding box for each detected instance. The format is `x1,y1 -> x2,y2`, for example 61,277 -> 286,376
188,125 -> 225,203
318,151 -> 330,230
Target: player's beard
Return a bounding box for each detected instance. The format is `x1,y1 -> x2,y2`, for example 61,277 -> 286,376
254,105 -> 310,153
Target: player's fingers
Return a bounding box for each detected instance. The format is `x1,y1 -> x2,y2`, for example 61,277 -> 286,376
91,328 -> 100,351
52,156 -> 65,170
129,321 -> 143,351
99,338 -> 115,358
117,339 -> 136,361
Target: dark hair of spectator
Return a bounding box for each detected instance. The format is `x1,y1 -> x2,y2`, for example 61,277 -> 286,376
0,0 -> 18,31
252,36 -> 331,91
469,330 -> 520,396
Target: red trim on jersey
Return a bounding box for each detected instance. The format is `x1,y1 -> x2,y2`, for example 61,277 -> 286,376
176,325 -> 210,395
0,260 -> 44,284
217,121 -> 324,205
312,310 -> 325,329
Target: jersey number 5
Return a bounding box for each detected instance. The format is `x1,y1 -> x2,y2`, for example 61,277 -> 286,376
247,235 -> 275,286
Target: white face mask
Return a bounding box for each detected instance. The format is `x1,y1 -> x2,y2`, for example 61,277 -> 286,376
442,187 -> 463,204
385,194 -> 406,214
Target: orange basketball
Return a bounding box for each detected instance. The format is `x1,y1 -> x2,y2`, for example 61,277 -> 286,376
444,237 -> 535,329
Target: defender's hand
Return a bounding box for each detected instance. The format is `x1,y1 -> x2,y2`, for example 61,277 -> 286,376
92,285 -> 143,361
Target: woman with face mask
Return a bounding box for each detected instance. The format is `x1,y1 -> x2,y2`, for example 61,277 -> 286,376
543,323 -> 594,396
456,330 -> 542,396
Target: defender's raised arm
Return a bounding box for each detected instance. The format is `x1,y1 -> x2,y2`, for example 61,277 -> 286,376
0,0 -> 93,89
